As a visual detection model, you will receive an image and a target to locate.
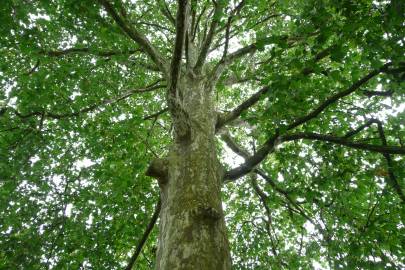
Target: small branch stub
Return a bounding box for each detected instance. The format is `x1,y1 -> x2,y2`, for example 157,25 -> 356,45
146,158 -> 169,186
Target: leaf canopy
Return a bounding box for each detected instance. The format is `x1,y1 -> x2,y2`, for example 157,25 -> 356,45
1,0 -> 404,269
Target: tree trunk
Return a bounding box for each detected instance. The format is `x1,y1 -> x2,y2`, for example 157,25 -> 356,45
150,76 -> 231,269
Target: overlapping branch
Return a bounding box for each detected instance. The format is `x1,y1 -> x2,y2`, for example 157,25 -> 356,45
40,47 -> 142,57
157,0 -> 176,26
210,12 -> 281,54
223,62 -> 401,181
216,45 -> 337,130
135,21 -> 175,34
211,42 -> 258,82
212,31 -> 323,82
343,119 -> 405,202
194,0 -> 224,72
99,0 -> 168,74
191,2 -> 208,41
168,0 -> 189,96
301,45 -> 334,75
221,131 -> 314,221
221,0 -> 246,59
249,175 -> 282,260
4,81 -> 165,120
375,122 -> 405,203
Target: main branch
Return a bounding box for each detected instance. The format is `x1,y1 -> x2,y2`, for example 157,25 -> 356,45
165,0 -> 193,142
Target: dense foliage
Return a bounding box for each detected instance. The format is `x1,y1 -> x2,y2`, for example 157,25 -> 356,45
1,0 -> 404,269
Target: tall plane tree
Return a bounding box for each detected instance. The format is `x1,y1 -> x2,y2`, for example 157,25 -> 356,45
1,0 -> 404,269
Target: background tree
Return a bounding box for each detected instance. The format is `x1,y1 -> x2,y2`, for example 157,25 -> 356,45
1,0 -> 404,269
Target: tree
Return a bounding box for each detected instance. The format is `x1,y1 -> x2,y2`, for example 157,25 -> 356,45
0,0 -> 404,269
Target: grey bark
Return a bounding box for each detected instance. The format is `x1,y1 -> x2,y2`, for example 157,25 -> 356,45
144,2 -> 232,267
152,77 -> 231,270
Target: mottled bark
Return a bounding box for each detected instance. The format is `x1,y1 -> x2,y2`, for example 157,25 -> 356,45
154,76 -> 231,269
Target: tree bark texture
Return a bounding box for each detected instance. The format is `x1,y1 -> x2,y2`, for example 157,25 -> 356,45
155,76 -> 231,269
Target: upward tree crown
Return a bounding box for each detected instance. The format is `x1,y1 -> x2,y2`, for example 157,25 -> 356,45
0,0 -> 404,269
